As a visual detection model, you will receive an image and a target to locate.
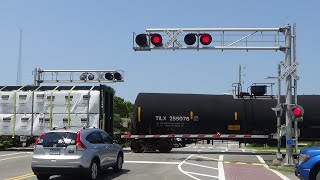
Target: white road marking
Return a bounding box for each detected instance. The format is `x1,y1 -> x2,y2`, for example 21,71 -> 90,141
201,147 -> 205,149
0,155 -> 32,161
256,155 -> 290,180
184,171 -> 219,178
193,155 -> 219,161
193,146 -> 198,149
184,162 -> 218,170
218,155 -> 225,180
185,144 -> 195,149
0,152 -> 32,157
209,147 -> 213,149
124,161 -> 180,165
178,155 -> 201,180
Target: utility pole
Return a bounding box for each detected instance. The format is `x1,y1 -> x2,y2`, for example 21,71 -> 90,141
16,29 -> 22,86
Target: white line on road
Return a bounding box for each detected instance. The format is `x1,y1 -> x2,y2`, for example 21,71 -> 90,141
218,155 -> 225,180
178,155 -> 201,180
193,155 -> 219,161
193,146 -> 198,149
184,171 -> 219,178
185,144 -> 195,149
209,147 -> 213,149
201,147 -> 205,149
0,155 -> 32,162
184,162 -> 218,170
124,161 -> 180,165
256,155 -> 290,180
0,152 -> 32,157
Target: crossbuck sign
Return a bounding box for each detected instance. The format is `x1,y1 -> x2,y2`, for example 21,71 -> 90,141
163,29 -> 183,48
280,61 -> 300,80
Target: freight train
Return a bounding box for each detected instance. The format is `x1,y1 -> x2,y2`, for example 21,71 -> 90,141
0,85 -> 115,146
122,91 -> 320,153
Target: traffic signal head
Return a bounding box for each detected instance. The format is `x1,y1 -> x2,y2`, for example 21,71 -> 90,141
134,31 -> 214,50
104,73 -> 113,80
104,72 -> 123,81
200,33 -> 212,45
290,105 -> 304,121
114,72 -> 122,81
184,33 -> 197,45
150,33 -> 162,47
80,73 -> 95,81
87,73 -> 94,80
135,34 -> 148,47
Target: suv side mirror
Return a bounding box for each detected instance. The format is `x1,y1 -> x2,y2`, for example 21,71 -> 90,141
113,139 -> 118,144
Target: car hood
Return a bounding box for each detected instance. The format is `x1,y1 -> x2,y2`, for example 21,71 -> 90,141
300,146 -> 320,155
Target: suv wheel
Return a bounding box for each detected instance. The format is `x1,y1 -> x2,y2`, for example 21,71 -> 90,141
113,154 -> 123,172
311,165 -> 320,180
88,160 -> 99,180
36,174 -> 50,180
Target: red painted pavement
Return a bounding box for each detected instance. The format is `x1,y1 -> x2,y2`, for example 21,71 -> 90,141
224,163 -> 283,180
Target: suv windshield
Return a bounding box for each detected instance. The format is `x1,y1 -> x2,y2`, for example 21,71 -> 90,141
39,132 -> 77,147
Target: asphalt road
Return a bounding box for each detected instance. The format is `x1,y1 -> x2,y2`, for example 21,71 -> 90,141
0,141 -> 299,180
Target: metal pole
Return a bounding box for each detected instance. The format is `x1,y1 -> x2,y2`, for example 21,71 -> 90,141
238,64 -> 241,96
33,68 -> 38,86
293,23 -> 298,153
284,25 -> 294,165
277,64 -> 281,155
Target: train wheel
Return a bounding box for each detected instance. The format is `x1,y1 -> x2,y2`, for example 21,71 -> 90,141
131,140 -> 143,153
157,139 -> 173,153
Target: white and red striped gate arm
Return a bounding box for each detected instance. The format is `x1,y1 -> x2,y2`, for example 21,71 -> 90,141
121,134 -> 269,139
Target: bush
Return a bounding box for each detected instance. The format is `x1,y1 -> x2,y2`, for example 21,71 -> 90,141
0,140 -> 14,149
307,141 -> 320,147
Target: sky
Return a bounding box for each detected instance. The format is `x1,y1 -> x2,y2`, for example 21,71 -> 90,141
0,1 -> 319,103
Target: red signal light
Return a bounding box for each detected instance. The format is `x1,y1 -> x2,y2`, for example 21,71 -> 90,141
200,33 -> 212,45
216,132 -> 221,136
150,33 -> 162,47
290,105 -> 304,121
293,107 -> 302,116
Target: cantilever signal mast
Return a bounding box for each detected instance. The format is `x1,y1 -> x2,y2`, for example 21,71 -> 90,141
16,29 -> 22,86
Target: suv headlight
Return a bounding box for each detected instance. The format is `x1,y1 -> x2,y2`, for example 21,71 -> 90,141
298,154 -> 310,165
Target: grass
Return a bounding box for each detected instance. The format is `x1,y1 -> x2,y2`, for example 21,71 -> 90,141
245,143 -> 308,153
269,165 -> 295,173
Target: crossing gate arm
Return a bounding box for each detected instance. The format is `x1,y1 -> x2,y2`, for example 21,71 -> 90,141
121,134 -> 270,139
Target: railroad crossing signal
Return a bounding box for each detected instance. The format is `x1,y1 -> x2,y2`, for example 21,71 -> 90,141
33,68 -> 124,85
289,105 -> 304,122
280,61 -> 300,80
133,28 -> 286,51
134,29 -> 215,50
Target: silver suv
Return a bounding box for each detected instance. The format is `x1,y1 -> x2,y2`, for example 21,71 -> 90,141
31,127 -> 124,180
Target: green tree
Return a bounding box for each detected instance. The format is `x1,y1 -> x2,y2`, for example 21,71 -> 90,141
113,96 -> 133,132
114,96 -> 133,118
